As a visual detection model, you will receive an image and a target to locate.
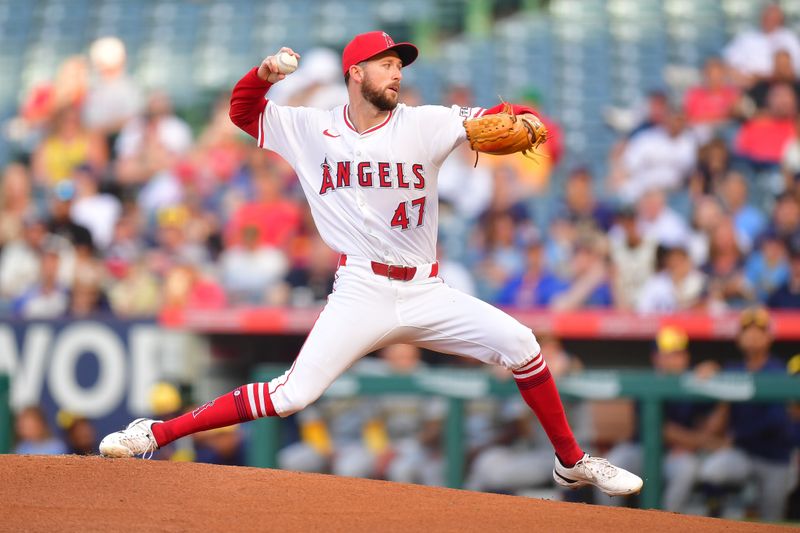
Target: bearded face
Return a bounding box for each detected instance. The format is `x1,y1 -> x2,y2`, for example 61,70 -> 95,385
360,70 -> 399,111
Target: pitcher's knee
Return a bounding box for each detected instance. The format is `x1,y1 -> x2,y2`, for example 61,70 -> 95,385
505,328 -> 540,369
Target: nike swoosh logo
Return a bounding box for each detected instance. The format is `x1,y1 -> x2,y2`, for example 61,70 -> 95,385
323,129 -> 340,138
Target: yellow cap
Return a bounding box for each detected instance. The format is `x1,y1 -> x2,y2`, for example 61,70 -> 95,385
149,382 -> 182,416
157,205 -> 190,228
739,306 -> 771,330
788,354 -> 800,375
656,326 -> 688,353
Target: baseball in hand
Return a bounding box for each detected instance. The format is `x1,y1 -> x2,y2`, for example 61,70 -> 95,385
276,52 -> 298,74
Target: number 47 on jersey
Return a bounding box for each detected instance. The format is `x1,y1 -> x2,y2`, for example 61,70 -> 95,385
390,196 -> 426,230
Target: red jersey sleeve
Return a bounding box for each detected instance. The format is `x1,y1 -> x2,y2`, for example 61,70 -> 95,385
229,67 -> 272,139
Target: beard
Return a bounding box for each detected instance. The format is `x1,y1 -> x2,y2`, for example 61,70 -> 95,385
361,75 -> 398,111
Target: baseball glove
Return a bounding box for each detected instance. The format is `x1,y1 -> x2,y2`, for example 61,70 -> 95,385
463,103 -> 548,160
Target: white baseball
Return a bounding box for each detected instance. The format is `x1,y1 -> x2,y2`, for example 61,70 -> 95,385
276,52 -> 298,74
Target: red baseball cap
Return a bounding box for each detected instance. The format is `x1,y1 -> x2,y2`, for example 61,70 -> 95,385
341,31 -> 418,76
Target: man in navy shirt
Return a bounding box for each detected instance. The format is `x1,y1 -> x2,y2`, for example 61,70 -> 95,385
698,307 -> 793,521
767,243 -> 800,308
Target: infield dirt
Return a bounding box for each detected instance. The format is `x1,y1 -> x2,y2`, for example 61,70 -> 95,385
0,455 -> 793,532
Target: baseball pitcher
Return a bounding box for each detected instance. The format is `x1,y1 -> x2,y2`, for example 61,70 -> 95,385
100,31 -> 642,497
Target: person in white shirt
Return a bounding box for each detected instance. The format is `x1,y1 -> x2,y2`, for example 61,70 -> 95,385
637,189 -> 692,249
69,165 -> 121,251
115,91 -> 193,158
723,3 -> 800,87
219,225 -> 289,305
637,245 -> 707,313
619,110 -> 697,202
609,206 -> 658,310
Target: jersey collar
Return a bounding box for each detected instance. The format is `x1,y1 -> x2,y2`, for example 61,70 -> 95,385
343,104 -> 394,136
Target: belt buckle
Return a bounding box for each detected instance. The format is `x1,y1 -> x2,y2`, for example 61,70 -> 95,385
387,265 -> 406,280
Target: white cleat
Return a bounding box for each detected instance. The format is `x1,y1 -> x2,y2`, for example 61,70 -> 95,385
553,453 -> 643,496
99,418 -> 160,458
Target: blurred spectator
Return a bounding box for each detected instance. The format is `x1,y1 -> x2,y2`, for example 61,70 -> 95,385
83,37 -> 144,136
149,206 -> 211,277
559,167 -> 615,233
108,261 -> 162,317
744,230 -> 789,303
69,165 -> 121,251
195,92 -> 250,186
543,214 -> 578,276
13,241 -> 69,318
116,92 -> 193,194
46,179 -> 94,252
550,239 -> 612,311
768,244 -> 800,308
13,406 -> 67,455
596,326 -> 716,512
225,164 -> 301,250
68,276 -> 112,317
637,189 -> 691,248
637,245 -> 706,313
219,225 -> 289,305
769,191 -> 800,241
618,109 -> 697,202
116,91 -> 192,160
276,234 -> 336,306
105,211 -> 146,269
628,90 -> 670,138
734,83 -> 797,166
698,307 -> 794,521
687,195 -> 724,267
14,56 -> 89,136
0,218 -> 74,300
722,3 -> 800,87
31,106 -> 108,185
683,57 -> 739,127
0,218 -> 49,299
609,206 -> 657,310
743,50 -> 800,114
63,416 -> 98,456
494,232 -> 564,307
0,163 -> 36,246
134,159 -> 185,218
163,262 -> 227,311
473,210 -> 526,300
719,171 -> 767,250
689,138 -> 732,196
703,217 -> 755,311
782,113 -> 800,179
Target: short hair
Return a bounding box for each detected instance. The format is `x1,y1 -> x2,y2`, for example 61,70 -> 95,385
344,61 -> 366,86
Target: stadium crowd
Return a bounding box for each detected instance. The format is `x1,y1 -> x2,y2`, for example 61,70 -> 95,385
3,4 -> 800,317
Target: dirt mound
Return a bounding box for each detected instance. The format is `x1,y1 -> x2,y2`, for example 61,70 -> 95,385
0,455 -> 790,532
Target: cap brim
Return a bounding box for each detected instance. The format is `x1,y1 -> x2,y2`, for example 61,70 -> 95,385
387,43 -> 418,68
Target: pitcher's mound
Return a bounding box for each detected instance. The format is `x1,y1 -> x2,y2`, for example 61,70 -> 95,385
0,455 -> 791,532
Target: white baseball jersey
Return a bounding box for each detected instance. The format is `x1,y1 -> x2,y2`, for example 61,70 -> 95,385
257,102 -> 485,265
243,96 -> 540,419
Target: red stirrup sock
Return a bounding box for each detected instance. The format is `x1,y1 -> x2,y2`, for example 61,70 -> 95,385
513,353 -> 584,467
151,383 -> 276,447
